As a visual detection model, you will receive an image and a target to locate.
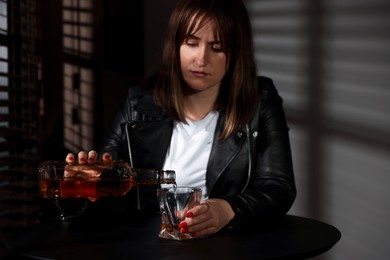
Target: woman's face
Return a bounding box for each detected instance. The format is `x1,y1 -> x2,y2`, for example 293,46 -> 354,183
180,20 -> 227,94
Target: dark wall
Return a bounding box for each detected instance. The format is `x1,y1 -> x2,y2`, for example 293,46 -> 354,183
95,0 -> 145,145
143,0 -> 178,76
101,0 -> 144,76
40,0 -> 66,160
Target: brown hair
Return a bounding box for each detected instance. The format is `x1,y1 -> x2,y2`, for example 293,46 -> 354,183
154,0 -> 258,141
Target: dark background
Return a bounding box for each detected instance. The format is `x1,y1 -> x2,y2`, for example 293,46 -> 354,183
1,1 -> 390,259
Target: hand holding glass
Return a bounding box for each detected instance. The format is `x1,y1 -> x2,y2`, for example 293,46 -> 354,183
157,187 -> 202,240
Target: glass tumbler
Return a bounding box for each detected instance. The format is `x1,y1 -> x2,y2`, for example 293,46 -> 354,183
157,187 -> 202,240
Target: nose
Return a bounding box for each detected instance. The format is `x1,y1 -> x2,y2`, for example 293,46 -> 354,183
195,46 -> 208,67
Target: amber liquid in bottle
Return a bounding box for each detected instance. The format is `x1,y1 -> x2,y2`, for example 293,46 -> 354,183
38,160 -> 176,221
38,160 -> 176,201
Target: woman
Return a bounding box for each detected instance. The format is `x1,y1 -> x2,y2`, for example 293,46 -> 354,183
67,0 -> 296,237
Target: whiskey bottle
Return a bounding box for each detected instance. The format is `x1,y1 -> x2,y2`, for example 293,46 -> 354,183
38,160 -> 176,200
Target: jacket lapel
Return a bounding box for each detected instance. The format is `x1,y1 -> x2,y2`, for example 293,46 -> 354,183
206,115 -> 246,195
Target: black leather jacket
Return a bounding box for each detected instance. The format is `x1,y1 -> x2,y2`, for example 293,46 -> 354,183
100,75 -> 296,231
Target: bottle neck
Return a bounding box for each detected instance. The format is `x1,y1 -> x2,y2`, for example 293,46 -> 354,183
133,169 -> 176,185
159,170 -> 176,185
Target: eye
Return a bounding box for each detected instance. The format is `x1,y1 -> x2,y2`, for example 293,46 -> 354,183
184,39 -> 198,47
211,43 -> 223,52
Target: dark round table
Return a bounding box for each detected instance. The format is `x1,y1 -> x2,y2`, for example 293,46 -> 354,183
5,212 -> 341,260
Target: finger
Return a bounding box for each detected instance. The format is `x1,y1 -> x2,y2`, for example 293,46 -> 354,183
65,153 -> 75,165
186,203 -> 209,218
176,209 -> 187,220
87,150 -> 98,164
187,218 -> 215,235
102,153 -> 112,164
189,226 -> 216,238
78,151 -> 87,164
184,204 -> 210,227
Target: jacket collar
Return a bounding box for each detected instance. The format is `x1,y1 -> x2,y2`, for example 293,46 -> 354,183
134,93 -> 166,119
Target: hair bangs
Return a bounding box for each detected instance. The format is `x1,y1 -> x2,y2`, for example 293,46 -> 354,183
178,8 -> 233,55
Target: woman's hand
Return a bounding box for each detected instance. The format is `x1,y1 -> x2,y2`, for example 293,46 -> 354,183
180,198 -> 235,238
64,150 -> 113,177
65,150 -> 112,165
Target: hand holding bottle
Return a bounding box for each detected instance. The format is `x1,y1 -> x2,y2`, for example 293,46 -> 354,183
39,151 -> 176,220
64,150 -> 113,178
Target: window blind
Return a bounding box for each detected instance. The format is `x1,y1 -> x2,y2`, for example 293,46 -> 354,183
0,0 -> 42,246
62,0 -> 95,152
246,0 -> 390,259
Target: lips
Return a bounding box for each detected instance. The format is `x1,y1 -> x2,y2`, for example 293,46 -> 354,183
191,71 -> 208,77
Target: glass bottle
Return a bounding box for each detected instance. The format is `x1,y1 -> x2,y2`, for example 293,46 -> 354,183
38,160 -> 176,200
38,160 -> 176,221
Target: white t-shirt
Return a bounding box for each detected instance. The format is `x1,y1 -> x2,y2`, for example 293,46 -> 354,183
162,111 -> 219,200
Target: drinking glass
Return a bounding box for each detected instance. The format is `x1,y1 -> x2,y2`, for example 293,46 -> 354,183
157,187 -> 202,240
